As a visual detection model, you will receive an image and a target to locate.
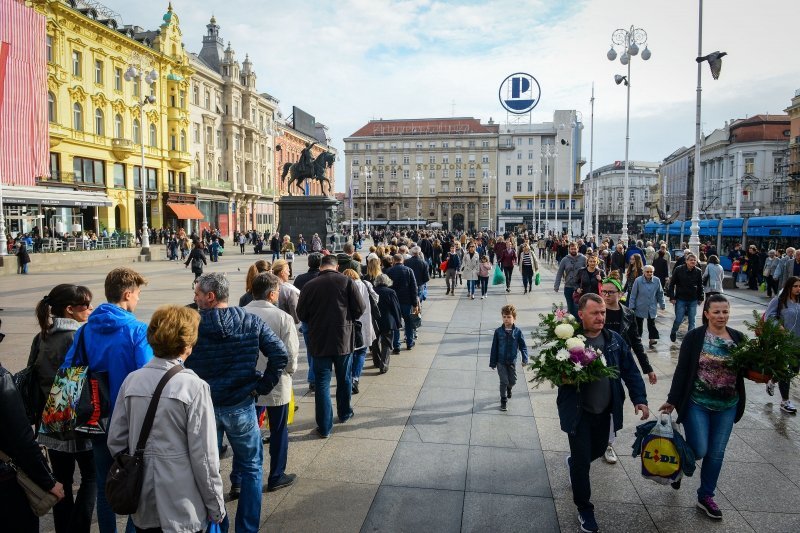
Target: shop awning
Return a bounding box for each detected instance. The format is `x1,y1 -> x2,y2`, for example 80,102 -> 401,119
2,185 -> 112,207
167,203 -> 204,220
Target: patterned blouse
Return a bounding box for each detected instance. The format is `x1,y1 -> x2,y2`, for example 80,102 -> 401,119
690,332 -> 738,411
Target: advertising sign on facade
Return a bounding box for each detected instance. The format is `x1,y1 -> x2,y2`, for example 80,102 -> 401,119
498,73 -> 541,114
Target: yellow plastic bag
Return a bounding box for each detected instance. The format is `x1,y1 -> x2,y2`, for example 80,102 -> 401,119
287,389 -> 295,425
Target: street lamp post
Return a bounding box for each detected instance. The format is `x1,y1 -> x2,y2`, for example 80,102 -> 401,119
483,173 -> 495,232
414,171 -> 423,231
607,25 -> 651,245
688,0 -> 704,257
124,53 -> 158,254
363,168 -> 371,233
542,145 -> 557,236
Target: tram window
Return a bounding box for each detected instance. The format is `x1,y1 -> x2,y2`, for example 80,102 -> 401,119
720,237 -> 741,258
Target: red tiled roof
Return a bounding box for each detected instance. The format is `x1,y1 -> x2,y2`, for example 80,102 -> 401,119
732,114 -> 789,127
348,118 -> 498,138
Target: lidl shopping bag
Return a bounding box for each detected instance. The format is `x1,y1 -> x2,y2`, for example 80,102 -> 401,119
638,414 -> 682,485
492,264 -> 506,285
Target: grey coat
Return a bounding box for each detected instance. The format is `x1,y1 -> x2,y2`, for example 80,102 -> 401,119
628,275 -> 666,319
108,358 -> 225,532
554,253 -> 587,290
244,300 -> 299,407
461,252 -> 481,281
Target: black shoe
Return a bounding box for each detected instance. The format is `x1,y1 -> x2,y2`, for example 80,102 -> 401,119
507,387 -> 512,399
407,342 -> 415,350
671,478 -> 682,490
267,473 -> 297,492
352,381 -> 359,394
380,366 -> 388,374
262,435 -> 271,445
670,332 -> 677,342
308,383 -> 315,392
500,400 -> 508,412
392,348 -> 401,355
316,427 -> 330,439
228,485 -> 241,500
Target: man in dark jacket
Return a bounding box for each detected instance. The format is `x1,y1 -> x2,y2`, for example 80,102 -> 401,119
405,246 -> 430,303
297,254 -> 365,438
666,253 -> 704,343
610,243 -> 626,277
419,234 -> 434,269
186,272 -> 288,527
560,294 -> 649,533
373,274 -> 402,373
386,254 -> 419,352
294,253 -> 322,390
336,242 -> 361,274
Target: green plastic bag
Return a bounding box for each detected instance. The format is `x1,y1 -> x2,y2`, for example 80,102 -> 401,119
535,272 -> 540,286
759,281 -> 767,292
492,263 -> 506,285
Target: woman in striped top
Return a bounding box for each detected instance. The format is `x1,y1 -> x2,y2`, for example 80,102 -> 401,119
519,244 -> 538,294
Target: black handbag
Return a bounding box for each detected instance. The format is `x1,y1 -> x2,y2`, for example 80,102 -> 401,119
105,365 -> 182,515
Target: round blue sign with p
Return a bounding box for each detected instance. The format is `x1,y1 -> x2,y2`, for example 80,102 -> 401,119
499,73 -> 541,114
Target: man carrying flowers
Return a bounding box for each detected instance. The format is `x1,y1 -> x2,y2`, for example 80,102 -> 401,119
560,293 -> 649,533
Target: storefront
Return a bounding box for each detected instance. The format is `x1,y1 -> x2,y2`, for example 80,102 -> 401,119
1,185 -> 112,237
197,196 -> 230,236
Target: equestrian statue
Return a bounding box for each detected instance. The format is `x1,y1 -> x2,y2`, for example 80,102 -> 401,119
281,141 -> 335,196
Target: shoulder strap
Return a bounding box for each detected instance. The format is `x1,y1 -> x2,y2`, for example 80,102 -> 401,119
134,365 -> 183,455
0,448 -> 16,468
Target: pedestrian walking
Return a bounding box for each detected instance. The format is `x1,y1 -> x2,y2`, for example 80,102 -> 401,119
660,294 -> 746,520
554,242 -> 587,317
764,276 -> 800,414
519,244 -> 538,294
281,235 -> 295,278
489,305 -> 528,412
703,255 -> 725,296
562,294 -> 649,533
342,269 -> 378,394
444,244 -> 460,295
16,242 -> 30,274
239,233 -> 247,254
107,305 -> 226,532
296,254 -> 365,438
499,240 -> 517,293
386,254 -> 419,351
628,265 -> 666,348
667,254 -> 704,343
653,248 -> 670,289
762,250 -> 780,297
461,242 -> 480,300
373,274 -> 401,373
185,241 -> 207,284
478,255 -> 491,299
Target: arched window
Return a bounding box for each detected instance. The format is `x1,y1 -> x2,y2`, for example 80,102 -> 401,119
72,102 -> 82,131
94,108 -> 104,135
114,114 -> 123,138
132,118 -> 140,144
149,124 -> 157,147
48,92 -> 56,123
180,130 -> 187,152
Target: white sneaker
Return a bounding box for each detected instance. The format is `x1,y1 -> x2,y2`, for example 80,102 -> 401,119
781,400 -> 797,414
604,445 -> 618,464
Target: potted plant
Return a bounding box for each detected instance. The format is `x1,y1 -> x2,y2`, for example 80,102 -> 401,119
727,311 -> 800,383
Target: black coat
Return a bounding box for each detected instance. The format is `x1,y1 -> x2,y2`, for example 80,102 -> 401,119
404,256 -> 430,286
576,266 -> 604,295
296,270 -> 365,357
386,264 -> 419,306
666,264 -> 704,302
666,325 -> 746,424
184,247 -> 207,272
606,305 -> 653,374
375,285 -> 402,332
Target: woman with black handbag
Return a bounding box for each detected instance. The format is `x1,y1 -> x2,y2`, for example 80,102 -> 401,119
184,240 -> 207,284
31,285 -> 96,533
0,319 -> 65,532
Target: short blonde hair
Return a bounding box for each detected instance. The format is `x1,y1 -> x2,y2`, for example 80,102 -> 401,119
342,268 -> 360,280
147,305 -> 200,359
271,259 -> 289,276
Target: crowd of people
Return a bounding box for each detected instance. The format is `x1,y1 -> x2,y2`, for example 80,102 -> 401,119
2,226 -> 800,533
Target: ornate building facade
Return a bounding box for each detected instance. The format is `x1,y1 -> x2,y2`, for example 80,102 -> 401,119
189,16 -> 278,237
36,0 -> 194,234
343,117 -> 499,231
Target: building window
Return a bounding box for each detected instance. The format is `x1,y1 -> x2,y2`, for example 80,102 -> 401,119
528,166 -> 534,176
442,142 -> 449,148
72,102 -> 82,131
179,90 -> 186,109
133,79 -> 139,97
46,35 -> 53,63
403,155 -> 410,165
72,50 -> 81,77
455,169 -> 462,179
132,118 -> 140,143
113,163 -> 125,188
193,85 -> 199,105
529,138 -> 534,145
528,181 -> 533,191
516,138 -> 522,146
516,182 -> 522,192
516,166 -> 522,176
94,108 -> 104,135
114,68 -> 122,91
527,200 -> 533,210
505,165 -> 511,176
73,156 -> 105,185
560,200 -> 566,209
378,156 -> 384,165
204,90 -> 210,109
94,60 -> 103,84
482,140 -> 489,148
505,200 -> 511,210
390,156 -> 397,165
774,157 -> 784,175
149,124 -> 157,147
442,155 -> 449,164
505,182 -> 511,192
482,184 -> 489,194
745,157 -> 755,174
365,143 -> 371,149
516,200 -> 522,210
47,92 -> 56,123
517,152 -> 522,160
571,200 -> 576,209
403,170 -> 410,179
482,155 -> 489,164
528,151 -> 534,159
193,123 -> 200,143
390,169 -> 397,179
50,152 -> 59,175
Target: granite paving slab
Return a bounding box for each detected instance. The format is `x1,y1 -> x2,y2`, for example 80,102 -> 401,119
361,486 -> 464,533
382,441 -> 469,491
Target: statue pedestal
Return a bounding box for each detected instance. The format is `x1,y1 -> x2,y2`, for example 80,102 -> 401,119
277,196 -> 340,251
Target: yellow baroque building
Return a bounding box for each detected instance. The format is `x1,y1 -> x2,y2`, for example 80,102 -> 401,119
33,0 -> 194,236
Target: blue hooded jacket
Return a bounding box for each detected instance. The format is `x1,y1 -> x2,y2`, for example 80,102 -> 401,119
61,303 -> 153,412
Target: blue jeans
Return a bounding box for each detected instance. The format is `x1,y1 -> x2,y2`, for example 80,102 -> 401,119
314,354 -> 353,436
216,399 -> 263,533
564,287 -> 578,317
300,322 -> 315,383
351,346 -> 367,382
266,404 -> 289,487
393,304 -> 414,349
671,299 -> 698,336
91,436 -> 135,533
466,279 -> 477,296
479,276 -> 489,296
682,401 -> 737,499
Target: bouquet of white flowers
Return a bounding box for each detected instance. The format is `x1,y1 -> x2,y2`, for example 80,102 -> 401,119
528,304 -> 619,388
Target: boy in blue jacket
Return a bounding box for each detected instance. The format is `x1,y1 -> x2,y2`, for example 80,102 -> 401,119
489,304 -> 528,411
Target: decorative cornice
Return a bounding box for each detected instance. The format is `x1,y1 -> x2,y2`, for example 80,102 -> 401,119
91,92 -> 109,108
67,85 -> 88,102
111,98 -> 127,115
146,110 -> 160,124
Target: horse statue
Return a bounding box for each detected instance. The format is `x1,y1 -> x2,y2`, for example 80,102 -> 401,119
281,150 -> 335,196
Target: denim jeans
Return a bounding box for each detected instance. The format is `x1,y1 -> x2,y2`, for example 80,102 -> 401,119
265,404 -> 289,487
351,346 -> 368,382
216,399 -> 263,533
671,299 -> 698,336
50,449 -> 96,533
300,322 -> 315,383
566,410 -> 611,512
479,276 -> 489,296
682,401 -> 737,499
314,354 -> 354,436
393,304 -> 414,349
466,279 -> 477,296
564,287 -> 578,317
91,436 -> 135,533
521,265 -> 534,290
503,266 -> 514,289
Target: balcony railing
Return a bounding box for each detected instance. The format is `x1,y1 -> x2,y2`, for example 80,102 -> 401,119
37,171 -> 76,184
195,179 -> 233,191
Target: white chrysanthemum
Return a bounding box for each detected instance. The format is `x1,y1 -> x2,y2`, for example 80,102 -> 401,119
598,356 -> 606,366
554,323 -> 575,339
555,349 -> 570,361
541,341 -> 558,350
565,337 -> 585,350
577,334 -> 586,341
573,362 -> 583,372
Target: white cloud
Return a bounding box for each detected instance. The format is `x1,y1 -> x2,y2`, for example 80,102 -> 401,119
113,0 -> 798,190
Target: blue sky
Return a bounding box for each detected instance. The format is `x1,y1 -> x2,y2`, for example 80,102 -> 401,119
113,0 -> 798,191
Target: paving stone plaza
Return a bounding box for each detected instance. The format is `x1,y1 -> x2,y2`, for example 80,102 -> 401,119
2,250 -> 800,532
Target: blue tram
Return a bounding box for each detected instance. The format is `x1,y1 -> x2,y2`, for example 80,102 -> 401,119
643,215 -> 800,271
